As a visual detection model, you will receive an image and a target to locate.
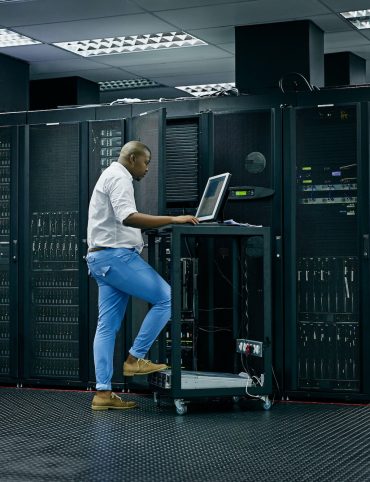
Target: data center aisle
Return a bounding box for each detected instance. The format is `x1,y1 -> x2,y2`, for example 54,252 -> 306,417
0,388 -> 369,482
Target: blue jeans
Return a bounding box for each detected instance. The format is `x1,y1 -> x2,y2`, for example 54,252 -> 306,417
86,247 -> 171,391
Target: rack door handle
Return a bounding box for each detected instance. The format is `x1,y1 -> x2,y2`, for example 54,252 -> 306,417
363,234 -> 369,259
12,239 -> 18,262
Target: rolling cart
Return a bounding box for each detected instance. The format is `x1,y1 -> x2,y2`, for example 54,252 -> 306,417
147,224 -> 272,414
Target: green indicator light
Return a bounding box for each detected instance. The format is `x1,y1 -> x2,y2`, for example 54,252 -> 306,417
302,180 -> 312,184
236,191 -> 247,196
302,166 -> 312,171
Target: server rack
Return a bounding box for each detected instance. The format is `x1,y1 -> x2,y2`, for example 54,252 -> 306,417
284,103 -> 369,399
87,119 -> 126,388
22,122 -> 88,386
211,108 -> 284,390
0,126 -> 19,383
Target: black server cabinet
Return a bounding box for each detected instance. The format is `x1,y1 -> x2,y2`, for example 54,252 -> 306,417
210,109 -> 284,384
87,112 -> 166,389
127,110 -> 213,373
87,119 -> 126,388
0,127 -> 19,382
284,104 -> 369,398
23,122 -> 88,386
126,109 -> 166,373
161,113 -> 212,371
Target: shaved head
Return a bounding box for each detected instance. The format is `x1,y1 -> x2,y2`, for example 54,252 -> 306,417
118,140 -> 151,181
118,141 -> 151,162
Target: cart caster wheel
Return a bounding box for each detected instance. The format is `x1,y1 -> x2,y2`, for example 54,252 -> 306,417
174,399 -> 187,415
262,398 -> 272,411
153,392 -> 160,407
176,405 -> 187,415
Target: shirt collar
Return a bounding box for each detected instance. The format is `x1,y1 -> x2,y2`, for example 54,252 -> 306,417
113,161 -> 133,181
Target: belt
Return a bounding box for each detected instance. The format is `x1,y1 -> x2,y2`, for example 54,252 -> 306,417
88,247 -> 107,252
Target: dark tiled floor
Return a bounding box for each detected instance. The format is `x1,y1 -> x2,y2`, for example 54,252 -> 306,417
0,388 -> 369,481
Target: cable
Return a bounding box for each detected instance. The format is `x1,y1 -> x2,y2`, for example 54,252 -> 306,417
213,87 -> 240,97
278,72 -> 318,94
199,307 -> 232,312
198,327 -> 232,333
272,365 -> 280,393
184,237 -> 193,258
242,248 -> 249,338
252,375 -> 263,386
213,259 -> 243,297
240,352 -> 256,378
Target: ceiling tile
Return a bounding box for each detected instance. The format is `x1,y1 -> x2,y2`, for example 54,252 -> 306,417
30,58 -> 106,74
350,45 -> 370,60
319,0 -> 370,12
309,13 -> 353,32
12,14 -> 176,43
91,45 -> 232,68
152,72 -> 235,87
126,57 -> 234,77
65,68 -> 140,83
0,0 -> 143,26
154,0 -> 330,30
135,0 -> 257,11
218,43 -> 235,54
354,29 -> 370,40
188,26 -> 235,44
325,30 -> 370,50
0,43 -> 76,61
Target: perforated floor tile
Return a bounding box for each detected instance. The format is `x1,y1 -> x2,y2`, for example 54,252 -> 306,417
0,389 -> 369,481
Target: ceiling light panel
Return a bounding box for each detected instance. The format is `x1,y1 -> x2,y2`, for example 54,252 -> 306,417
176,83 -> 235,97
54,32 -> 207,57
99,78 -> 160,91
340,10 -> 370,29
0,28 -> 40,47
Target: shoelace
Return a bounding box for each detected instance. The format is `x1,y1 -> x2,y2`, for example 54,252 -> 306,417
110,392 -> 121,401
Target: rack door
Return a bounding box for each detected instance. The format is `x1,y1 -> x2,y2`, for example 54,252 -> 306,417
0,126 -> 19,382
87,119 -> 126,388
23,122 -> 88,385
284,104 -> 365,396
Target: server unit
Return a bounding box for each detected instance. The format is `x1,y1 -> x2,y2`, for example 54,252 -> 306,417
151,232 -> 198,371
22,122 -> 88,385
284,104 -> 369,398
0,126 -> 19,383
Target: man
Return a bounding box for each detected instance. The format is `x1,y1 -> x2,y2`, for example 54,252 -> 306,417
87,140 -> 198,411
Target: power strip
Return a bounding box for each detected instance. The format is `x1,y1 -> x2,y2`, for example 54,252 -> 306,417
236,338 -> 263,357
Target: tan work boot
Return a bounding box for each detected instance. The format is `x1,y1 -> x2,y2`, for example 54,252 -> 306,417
123,358 -> 168,377
91,392 -> 137,411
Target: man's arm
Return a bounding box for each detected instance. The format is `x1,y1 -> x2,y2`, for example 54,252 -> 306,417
123,212 -> 198,229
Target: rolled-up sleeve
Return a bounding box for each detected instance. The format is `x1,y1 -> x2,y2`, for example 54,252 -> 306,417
105,176 -> 138,223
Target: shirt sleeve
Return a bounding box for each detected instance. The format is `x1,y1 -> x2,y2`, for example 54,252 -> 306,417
105,175 -> 138,223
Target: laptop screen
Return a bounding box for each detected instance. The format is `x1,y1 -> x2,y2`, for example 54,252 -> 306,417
195,172 -> 231,222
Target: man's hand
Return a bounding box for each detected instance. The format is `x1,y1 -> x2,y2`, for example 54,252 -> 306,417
124,212 -> 199,229
172,215 -> 199,225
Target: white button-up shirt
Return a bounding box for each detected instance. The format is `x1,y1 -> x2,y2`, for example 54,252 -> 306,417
87,162 -> 144,252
